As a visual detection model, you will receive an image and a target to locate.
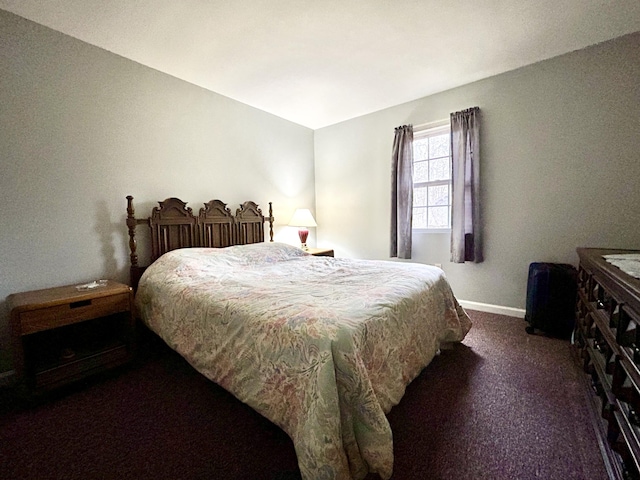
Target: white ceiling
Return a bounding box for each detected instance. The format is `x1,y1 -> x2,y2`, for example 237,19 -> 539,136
2,1 -> 640,129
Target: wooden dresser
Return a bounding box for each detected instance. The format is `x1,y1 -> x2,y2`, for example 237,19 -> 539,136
575,248 -> 640,479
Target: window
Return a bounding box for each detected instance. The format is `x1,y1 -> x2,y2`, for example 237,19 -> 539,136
412,123 -> 451,230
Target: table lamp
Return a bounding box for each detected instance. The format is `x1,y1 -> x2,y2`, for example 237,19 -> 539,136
288,209 -> 317,250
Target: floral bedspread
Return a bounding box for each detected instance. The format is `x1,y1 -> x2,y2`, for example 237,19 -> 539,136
135,242 -> 472,480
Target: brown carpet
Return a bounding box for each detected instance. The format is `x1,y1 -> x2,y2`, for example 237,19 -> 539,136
0,310 -> 607,479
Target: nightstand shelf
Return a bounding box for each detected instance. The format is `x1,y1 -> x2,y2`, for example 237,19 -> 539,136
9,280 -> 135,394
306,247 -> 334,257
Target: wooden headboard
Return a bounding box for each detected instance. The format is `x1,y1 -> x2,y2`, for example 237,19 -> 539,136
126,196 -> 274,289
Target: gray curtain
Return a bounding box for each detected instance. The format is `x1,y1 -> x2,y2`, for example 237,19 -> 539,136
390,125 -> 413,259
450,107 -> 482,263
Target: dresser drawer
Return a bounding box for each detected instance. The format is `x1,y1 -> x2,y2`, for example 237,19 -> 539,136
18,292 -> 131,335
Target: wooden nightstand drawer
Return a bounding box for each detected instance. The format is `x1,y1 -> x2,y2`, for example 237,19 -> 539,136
19,293 -> 131,335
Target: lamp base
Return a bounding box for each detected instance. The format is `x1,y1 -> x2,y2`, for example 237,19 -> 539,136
298,228 -> 309,250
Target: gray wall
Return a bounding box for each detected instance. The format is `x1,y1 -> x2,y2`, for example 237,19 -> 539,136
0,10 -> 315,370
314,32 -> 640,310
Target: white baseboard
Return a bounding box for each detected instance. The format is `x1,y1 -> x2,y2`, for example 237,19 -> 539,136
0,370 -> 15,388
459,300 -> 526,319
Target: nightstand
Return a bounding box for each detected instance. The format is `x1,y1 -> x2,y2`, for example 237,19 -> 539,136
8,280 -> 135,394
306,247 -> 334,257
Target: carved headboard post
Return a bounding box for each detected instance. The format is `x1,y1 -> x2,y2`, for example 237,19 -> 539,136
268,202 -> 274,242
126,195 -> 138,269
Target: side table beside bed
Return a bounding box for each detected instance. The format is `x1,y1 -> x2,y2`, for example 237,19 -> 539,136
8,280 -> 135,396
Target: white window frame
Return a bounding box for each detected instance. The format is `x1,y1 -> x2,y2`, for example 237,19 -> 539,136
412,121 -> 452,233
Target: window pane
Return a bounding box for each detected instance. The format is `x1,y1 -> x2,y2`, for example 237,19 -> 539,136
414,160 -> 428,183
428,206 -> 450,228
414,186 -> 427,207
429,157 -> 449,182
413,207 -> 427,229
429,134 -> 450,158
412,127 -> 452,230
413,138 -> 429,161
428,184 -> 449,206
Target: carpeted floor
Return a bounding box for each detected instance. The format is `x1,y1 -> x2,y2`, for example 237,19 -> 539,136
0,310 -> 607,479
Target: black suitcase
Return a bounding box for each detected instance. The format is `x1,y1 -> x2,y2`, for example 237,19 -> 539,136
525,262 -> 578,338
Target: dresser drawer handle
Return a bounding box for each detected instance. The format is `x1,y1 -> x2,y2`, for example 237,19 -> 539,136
70,299 -> 92,309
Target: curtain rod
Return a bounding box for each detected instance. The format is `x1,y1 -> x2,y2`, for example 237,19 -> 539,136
412,118 -> 449,131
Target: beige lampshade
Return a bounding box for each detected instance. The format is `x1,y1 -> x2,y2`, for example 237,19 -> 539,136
288,209 -> 317,227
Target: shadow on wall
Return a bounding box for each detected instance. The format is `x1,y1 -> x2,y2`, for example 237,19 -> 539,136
94,200 -> 121,282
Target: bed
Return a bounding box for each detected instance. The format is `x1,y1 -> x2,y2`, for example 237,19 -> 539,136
126,196 -> 472,480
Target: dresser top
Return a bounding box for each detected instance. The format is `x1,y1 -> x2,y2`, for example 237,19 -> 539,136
577,247 -> 640,308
